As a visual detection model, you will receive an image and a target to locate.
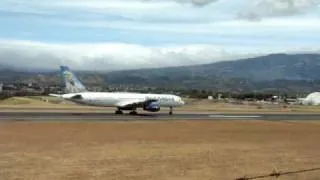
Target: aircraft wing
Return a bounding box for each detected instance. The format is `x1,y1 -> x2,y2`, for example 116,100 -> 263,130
116,98 -> 158,108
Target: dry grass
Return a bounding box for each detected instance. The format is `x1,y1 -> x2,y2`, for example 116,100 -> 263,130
0,96 -> 76,108
0,120 -> 320,180
182,99 -> 320,113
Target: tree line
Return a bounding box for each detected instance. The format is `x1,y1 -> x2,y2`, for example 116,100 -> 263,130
180,89 -> 298,100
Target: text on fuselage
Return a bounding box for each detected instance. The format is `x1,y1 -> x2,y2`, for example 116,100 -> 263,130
146,96 -> 174,102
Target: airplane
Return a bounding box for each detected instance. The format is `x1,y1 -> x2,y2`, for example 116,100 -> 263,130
49,66 -> 185,115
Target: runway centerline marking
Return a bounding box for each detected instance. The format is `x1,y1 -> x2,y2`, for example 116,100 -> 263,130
208,115 -> 262,118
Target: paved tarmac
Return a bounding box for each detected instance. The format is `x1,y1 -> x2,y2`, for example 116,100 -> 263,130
0,112 -> 320,121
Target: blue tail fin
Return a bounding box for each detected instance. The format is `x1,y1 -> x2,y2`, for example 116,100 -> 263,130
60,66 -> 87,93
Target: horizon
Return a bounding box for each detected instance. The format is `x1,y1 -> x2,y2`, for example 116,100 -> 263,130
1,0 -> 320,71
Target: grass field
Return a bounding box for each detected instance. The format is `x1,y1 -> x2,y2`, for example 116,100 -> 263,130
0,120 -> 320,180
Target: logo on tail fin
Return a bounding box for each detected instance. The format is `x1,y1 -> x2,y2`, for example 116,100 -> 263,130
64,71 -> 75,85
60,66 -> 87,93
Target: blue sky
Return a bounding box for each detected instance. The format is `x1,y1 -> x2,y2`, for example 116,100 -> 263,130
0,0 -> 319,71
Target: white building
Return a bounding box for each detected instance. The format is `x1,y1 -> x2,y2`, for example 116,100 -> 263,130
300,92 -> 320,105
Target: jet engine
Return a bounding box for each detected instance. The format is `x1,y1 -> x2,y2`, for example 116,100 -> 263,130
70,94 -> 83,100
143,101 -> 160,112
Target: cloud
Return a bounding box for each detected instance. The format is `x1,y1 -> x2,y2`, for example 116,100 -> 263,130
239,0 -> 320,20
168,0 -> 220,6
64,18 -> 320,35
0,39 -> 319,72
57,0 -> 221,8
0,40 -> 258,71
1,0 -> 318,25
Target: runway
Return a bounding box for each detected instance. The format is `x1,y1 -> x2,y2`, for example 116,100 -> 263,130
0,112 -> 320,121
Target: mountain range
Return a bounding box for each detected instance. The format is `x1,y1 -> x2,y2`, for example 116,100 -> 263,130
103,53 -> 320,92
106,53 -> 320,81
1,53 -> 320,93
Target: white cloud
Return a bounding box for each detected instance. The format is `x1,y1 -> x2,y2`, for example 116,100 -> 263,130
48,0 -> 220,8
1,0 -> 319,26
239,0 -> 320,20
63,17 -> 320,35
0,39 -> 319,71
169,0 -> 220,6
0,40 -> 234,71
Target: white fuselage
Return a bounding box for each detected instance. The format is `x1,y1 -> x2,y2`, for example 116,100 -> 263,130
61,92 -> 185,107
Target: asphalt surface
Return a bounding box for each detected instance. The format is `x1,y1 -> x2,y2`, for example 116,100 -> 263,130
0,112 -> 320,121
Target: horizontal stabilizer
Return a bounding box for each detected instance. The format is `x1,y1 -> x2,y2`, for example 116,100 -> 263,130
49,93 -> 63,98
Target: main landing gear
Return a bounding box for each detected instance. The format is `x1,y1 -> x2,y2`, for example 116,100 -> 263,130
129,111 -> 138,115
115,107 -> 173,115
115,108 -> 138,115
115,108 -> 123,114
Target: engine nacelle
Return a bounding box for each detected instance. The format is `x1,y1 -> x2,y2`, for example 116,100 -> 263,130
143,101 -> 160,112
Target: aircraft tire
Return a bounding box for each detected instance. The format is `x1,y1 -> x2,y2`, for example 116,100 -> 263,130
115,110 -> 123,115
